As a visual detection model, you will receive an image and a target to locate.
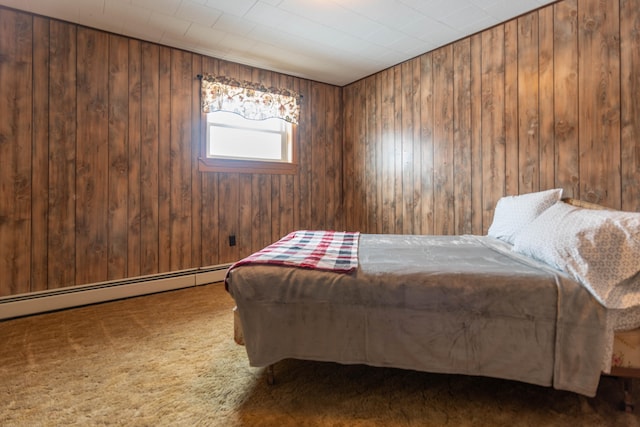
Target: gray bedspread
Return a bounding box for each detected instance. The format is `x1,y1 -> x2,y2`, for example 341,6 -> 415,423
226,234 -> 608,396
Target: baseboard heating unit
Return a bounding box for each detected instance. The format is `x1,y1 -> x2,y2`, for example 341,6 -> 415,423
0,264 -> 232,321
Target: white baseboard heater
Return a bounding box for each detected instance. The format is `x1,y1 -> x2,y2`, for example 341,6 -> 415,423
0,264 -> 232,321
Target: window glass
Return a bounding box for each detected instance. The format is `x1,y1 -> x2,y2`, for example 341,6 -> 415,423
207,112 -> 290,162
199,111 -> 297,174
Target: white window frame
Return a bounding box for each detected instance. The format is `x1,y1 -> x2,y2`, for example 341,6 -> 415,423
199,111 -> 297,174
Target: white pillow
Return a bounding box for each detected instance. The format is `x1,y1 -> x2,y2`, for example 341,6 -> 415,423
487,189 -> 563,244
513,202 -> 640,304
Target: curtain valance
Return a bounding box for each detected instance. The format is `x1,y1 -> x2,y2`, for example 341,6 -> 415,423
199,74 -> 301,124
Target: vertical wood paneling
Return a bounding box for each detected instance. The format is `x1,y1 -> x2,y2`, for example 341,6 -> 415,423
470,34 -> 484,235
0,7 -> 343,297
343,85 -> 355,230
31,16 -> 49,292
538,7 -> 556,191
140,42 -> 160,275
127,39 -> 142,277
157,46 -> 172,272
200,58 -> 219,266
296,79 -> 312,230
381,68 -> 395,234
252,173 -> 271,251
191,54 -> 203,268
0,9 -> 32,296
620,0 -> 640,212
290,78 -> 302,231
517,13 -> 540,194
361,80 -> 372,232
554,0 -> 580,197
401,61 -> 415,234
393,66 -> 403,233
504,20 -> 519,196
76,27 -> 109,285
232,166 -> 247,259
107,34 -> 129,280
326,84 -> 343,231
432,46 -> 454,235
47,20 -> 76,289
410,60 -> 422,235
481,25 -> 506,233
351,80 -> 365,231
419,54 -> 434,235
169,49 -> 193,270
1,0 -> 639,297
375,73 -> 384,234
342,0 -> 637,239
14,13 -> 33,294
310,82 -> 327,230
453,39 -> 472,235
578,0 -> 621,207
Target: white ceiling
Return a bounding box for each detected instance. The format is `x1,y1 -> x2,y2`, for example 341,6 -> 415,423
0,0 -> 557,86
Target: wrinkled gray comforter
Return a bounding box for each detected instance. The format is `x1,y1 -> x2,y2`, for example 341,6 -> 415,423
226,234 -> 608,396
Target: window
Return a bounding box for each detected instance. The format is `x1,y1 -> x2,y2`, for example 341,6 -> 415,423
198,74 -> 300,174
199,112 -> 297,174
207,111 -> 292,160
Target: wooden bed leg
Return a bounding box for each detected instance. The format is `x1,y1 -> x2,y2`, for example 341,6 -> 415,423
266,365 -> 275,385
622,378 -> 635,413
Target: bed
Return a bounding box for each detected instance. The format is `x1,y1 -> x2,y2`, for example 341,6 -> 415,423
225,190 -> 640,411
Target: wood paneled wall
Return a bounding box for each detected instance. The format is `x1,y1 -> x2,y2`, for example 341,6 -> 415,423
0,7 -> 343,297
1,0 -> 639,298
343,0 -> 640,235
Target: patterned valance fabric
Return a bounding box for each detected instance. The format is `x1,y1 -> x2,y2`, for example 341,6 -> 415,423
200,74 -> 300,124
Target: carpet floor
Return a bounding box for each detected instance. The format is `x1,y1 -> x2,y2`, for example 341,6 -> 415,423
0,283 -> 638,426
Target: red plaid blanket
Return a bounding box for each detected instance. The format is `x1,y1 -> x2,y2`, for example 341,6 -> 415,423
226,230 -> 360,282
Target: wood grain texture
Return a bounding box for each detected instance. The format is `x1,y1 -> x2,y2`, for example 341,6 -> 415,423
620,0 -> 640,212
108,34 -> 129,280
0,7 -> 342,296
0,9 -> 32,295
432,46 -> 454,235
191,55 -> 203,268
504,20 -> 519,197
401,61 -> 415,235
453,39 -> 472,235
419,54 -> 435,235
343,0 -> 638,237
469,34 -> 484,235
31,16 -> 49,292
538,6 -> 556,191
199,57 -> 220,267
127,39 -> 142,277
517,13 -> 539,194
481,25 -> 506,233
157,46 -> 172,272
578,0 -> 621,207
169,49 -> 193,271
554,0 -> 580,197
1,0 -> 639,297
139,42 -> 160,275
47,19 -> 76,289
76,27 -> 109,285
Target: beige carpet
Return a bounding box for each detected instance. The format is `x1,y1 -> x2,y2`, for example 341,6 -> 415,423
0,283 -> 638,427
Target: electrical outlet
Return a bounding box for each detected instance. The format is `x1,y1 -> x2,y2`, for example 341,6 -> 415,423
229,235 -> 236,247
